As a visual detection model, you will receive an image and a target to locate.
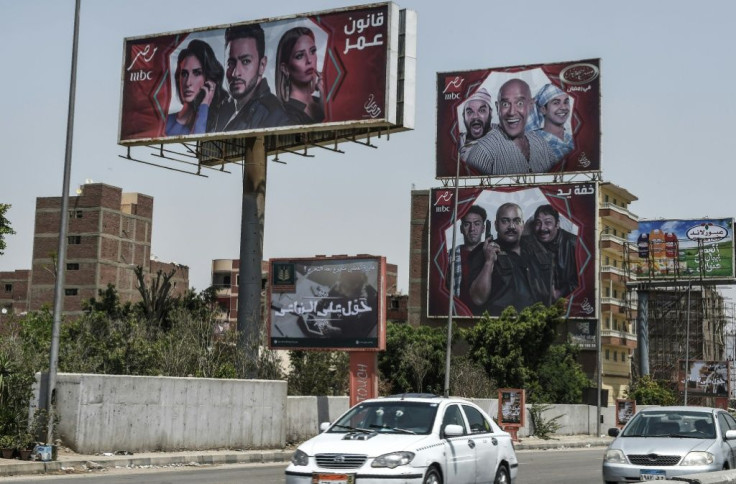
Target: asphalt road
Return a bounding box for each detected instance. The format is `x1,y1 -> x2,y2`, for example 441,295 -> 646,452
0,448 -> 606,484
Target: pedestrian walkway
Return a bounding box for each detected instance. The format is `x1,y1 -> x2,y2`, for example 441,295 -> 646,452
0,434 -> 613,478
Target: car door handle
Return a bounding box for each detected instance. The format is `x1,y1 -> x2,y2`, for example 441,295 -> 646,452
468,439 -> 475,449
492,437 -> 498,446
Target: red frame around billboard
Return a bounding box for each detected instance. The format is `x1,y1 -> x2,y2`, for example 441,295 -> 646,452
119,3 -> 395,145
268,255 -> 386,351
428,183 -> 597,319
436,59 -> 600,178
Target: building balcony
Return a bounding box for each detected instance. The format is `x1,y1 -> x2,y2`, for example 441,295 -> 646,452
600,233 -> 628,251
601,329 -> 638,348
599,203 -> 639,231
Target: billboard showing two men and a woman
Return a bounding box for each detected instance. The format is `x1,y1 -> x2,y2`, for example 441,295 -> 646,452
120,3 -> 401,144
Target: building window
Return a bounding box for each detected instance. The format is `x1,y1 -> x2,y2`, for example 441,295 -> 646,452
613,228 -> 618,237
390,298 -> 400,310
236,274 -> 240,286
605,288 -> 610,297
613,289 -> 618,298
68,210 -> 83,218
65,288 -> 78,296
4,284 -> 11,292
605,256 -> 610,265
223,275 -> 231,286
613,260 -> 618,268
603,225 -> 610,234
613,351 -> 618,362
604,194 -> 609,203
66,263 -> 80,270
605,349 -> 610,360
622,352 -> 627,362
68,235 -> 81,244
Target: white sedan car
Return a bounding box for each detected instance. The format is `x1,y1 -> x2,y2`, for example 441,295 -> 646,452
285,394 -> 518,484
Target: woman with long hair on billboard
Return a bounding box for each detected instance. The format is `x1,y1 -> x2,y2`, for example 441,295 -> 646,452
166,39 -> 228,136
275,27 -> 325,124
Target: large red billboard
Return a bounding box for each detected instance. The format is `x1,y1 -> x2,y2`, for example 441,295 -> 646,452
436,59 -> 600,178
120,3 -> 403,145
268,256 -> 386,350
428,184 -> 597,318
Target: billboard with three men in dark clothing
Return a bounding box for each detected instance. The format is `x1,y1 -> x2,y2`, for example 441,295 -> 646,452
428,183 -> 597,318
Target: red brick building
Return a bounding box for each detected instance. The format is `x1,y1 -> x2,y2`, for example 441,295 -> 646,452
0,183 -> 188,319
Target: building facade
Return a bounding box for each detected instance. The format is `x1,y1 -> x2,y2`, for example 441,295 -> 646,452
1,183 -> 188,320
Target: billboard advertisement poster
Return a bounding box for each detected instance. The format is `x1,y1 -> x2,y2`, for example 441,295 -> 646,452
436,58 -> 600,178
428,183 -> 597,318
120,3 -> 396,144
498,388 -> 525,427
679,360 -> 729,397
629,218 -> 735,280
567,320 -> 597,349
616,399 -> 635,428
269,256 -> 385,350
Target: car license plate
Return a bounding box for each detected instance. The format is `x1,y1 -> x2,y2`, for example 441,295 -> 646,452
312,473 -> 355,484
640,469 -> 666,480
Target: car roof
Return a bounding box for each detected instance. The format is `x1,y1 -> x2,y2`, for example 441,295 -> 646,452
358,395 -> 471,405
639,406 -> 719,414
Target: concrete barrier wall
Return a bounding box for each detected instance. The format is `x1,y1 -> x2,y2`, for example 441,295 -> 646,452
36,374 -> 287,454
36,374 -> 633,452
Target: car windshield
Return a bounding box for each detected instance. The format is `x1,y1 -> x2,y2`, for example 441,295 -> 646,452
330,401 -> 439,435
621,410 -> 716,439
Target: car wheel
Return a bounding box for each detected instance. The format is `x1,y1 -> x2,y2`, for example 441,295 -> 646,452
423,466 -> 442,484
493,465 -> 510,484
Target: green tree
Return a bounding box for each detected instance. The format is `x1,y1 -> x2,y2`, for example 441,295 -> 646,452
625,375 -> 677,405
0,203 -> 15,256
378,322 -> 448,395
465,303 -> 561,391
530,343 -> 591,403
287,351 -> 348,396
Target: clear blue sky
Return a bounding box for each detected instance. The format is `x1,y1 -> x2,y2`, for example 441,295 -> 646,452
2,0 -> 736,300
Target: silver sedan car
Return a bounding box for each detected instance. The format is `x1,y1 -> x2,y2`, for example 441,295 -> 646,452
602,406 -> 736,482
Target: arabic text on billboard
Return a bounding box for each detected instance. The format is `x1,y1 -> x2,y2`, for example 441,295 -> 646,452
428,183 -> 597,318
269,257 -> 384,350
629,218 -> 735,280
436,59 -> 600,178
120,4 -> 395,144
679,360 -> 729,397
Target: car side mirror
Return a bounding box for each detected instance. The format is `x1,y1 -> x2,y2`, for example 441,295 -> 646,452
725,430 -> 736,440
608,428 -> 620,437
319,422 -> 331,432
444,424 -> 464,438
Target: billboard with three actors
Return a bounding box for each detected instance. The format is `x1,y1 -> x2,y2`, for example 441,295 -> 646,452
436,59 -> 600,178
268,256 -> 386,350
119,3 -> 405,145
629,218 -> 735,280
428,183 -> 597,318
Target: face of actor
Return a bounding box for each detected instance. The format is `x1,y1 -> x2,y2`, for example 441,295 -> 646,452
497,81 -> 532,139
226,37 -> 266,102
460,212 -> 485,248
534,213 -> 559,244
541,94 -> 571,127
463,100 -> 491,141
287,35 -> 318,87
338,271 -> 366,298
495,205 -> 523,246
179,55 -> 205,104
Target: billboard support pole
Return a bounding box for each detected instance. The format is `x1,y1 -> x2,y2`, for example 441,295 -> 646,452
637,290 -> 650,376
684,280 -> 693,405
443,156 -> 462,397
46,0 -> 81,445
237,137 -> 267,379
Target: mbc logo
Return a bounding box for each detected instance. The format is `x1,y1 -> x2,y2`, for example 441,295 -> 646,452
129,70 -> 153,82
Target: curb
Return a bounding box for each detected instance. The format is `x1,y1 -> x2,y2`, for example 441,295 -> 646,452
0,450 -> 294,478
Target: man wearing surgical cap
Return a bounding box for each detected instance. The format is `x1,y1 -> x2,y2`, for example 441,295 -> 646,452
531,83 -> 574,165
458,88 -> 494,164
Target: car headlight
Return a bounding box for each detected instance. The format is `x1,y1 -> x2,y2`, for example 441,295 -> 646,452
681,451 -> 714,466
291,449 -> 309,466
603,449 -> 627,464
371,451 -> 415,468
